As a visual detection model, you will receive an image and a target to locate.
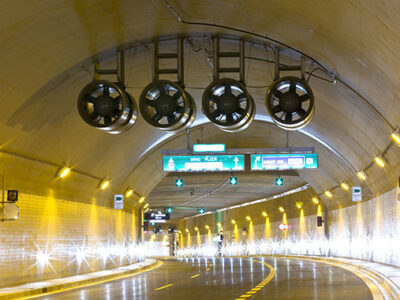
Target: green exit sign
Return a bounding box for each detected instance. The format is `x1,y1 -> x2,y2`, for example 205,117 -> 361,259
163,155 -> 245,172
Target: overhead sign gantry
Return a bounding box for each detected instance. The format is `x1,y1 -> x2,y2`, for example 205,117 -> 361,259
162,145 -> 317,172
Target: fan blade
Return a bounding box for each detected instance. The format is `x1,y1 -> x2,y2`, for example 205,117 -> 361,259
167,116 -> 177,124
236,93 -> 246,100
274,90 -> 283,99
88,96 -> 96,103
224,84 -> 232,95
289,82 -> 296,93
152,113 -> 163,123
172,91 -> 181,101
145,99 -> 156,107
238,108 -> 247,116
209,94 -> 220,103
176,106 -> 184,114
103,86 -> 110,96
211,110 -> 221,119
89,111 -> 98,120
226,113 -> 234,124
104,117 -> 112,124
271,105 -> 282,114
159,85 -> 168,96
285,113 -> 293,122
300,94 -> 310,102
297,108 -> 307,116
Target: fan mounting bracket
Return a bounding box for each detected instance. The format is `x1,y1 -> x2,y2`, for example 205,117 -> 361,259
93,48 -> 126,88
274,48 -> 306,81
153,38 -> 185,86
212,37 -> 245,83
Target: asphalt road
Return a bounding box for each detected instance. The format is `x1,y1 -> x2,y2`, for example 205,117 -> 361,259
35,257 -> 373,300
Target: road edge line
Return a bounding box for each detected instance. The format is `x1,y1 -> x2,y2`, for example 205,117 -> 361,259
266,255 -> 399,300
1,260 -> 162,300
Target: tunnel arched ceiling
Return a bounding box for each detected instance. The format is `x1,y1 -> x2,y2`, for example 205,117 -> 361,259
0,0 -> 399,215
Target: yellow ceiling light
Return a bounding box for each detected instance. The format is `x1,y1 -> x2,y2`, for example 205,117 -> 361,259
138,196 -> 145,203
185,229 -> 189,233
296,202 -> 302,209
341,182 -> 349,191
100,179 -> 110,190
231,219 -> 236,224
217,222 -> 221,227
392,129 -> 400,144
205,225 -> 210,230
143,203 -> 149,209
324,190 -> 333,198
312,197 -> 319,204
279,207 -> 285,213
357,171 -> 366,181
262,211 -> 267,217
58,167 -> 70,178
246,216 -> 251,221
194,227 -> 199,231
375,156 -> 385,168
125,189 -> 133,197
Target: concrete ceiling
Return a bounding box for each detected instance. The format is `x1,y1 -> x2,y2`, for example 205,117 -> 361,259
147,171 -> 306,220
0,0 -> 399,217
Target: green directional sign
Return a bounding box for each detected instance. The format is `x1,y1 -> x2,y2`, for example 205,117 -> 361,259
251,153 -> 318,170
163,155 -> 245,172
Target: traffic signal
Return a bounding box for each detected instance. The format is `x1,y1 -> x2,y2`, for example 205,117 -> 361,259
198,208 -> 205,214
7,190 -> 18,202
317,216 -> 324,227
167,207 -> 173,214
275,177 -> 283,186
176,178 -> 183,187
230,176 -> 238,185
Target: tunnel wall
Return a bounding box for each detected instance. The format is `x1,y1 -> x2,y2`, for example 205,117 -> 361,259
0,191 -> 140,288
177,187 -> 400,267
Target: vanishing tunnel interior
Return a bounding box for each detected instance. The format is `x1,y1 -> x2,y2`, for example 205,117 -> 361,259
0,1 -> 400,299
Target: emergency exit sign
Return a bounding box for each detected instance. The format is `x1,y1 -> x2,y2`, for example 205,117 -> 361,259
114,194 -> 124,209
352,186 -> 362,202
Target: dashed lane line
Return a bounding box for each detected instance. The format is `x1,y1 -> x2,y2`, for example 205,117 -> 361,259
235,258 -> 276,299
154,284 -> 173,291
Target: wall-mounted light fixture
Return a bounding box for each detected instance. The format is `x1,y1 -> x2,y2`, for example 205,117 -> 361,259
57,167 -> 71,178
99,179 -> 110,190
357,171 -> 366,181
341,182 -> 349,191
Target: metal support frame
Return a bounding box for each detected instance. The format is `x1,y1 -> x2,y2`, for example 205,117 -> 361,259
153,38 -> 184,85
161,146 -> 315,155
186,128 -> 190,152
94,48 -> 126,87
274,48 -> 305,80
324,205 -> 329,241
1,175 -> 19,223
212,37 -> 245,83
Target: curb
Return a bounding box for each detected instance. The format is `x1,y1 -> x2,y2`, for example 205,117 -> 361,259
266,255 -> 400,300
0,260 -> 160,300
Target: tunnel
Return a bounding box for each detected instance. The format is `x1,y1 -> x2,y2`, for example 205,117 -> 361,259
0,1 -> 400,299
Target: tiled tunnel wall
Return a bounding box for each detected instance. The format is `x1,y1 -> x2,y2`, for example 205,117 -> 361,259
0,191 -> 140,288
178,187 -> 400,267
